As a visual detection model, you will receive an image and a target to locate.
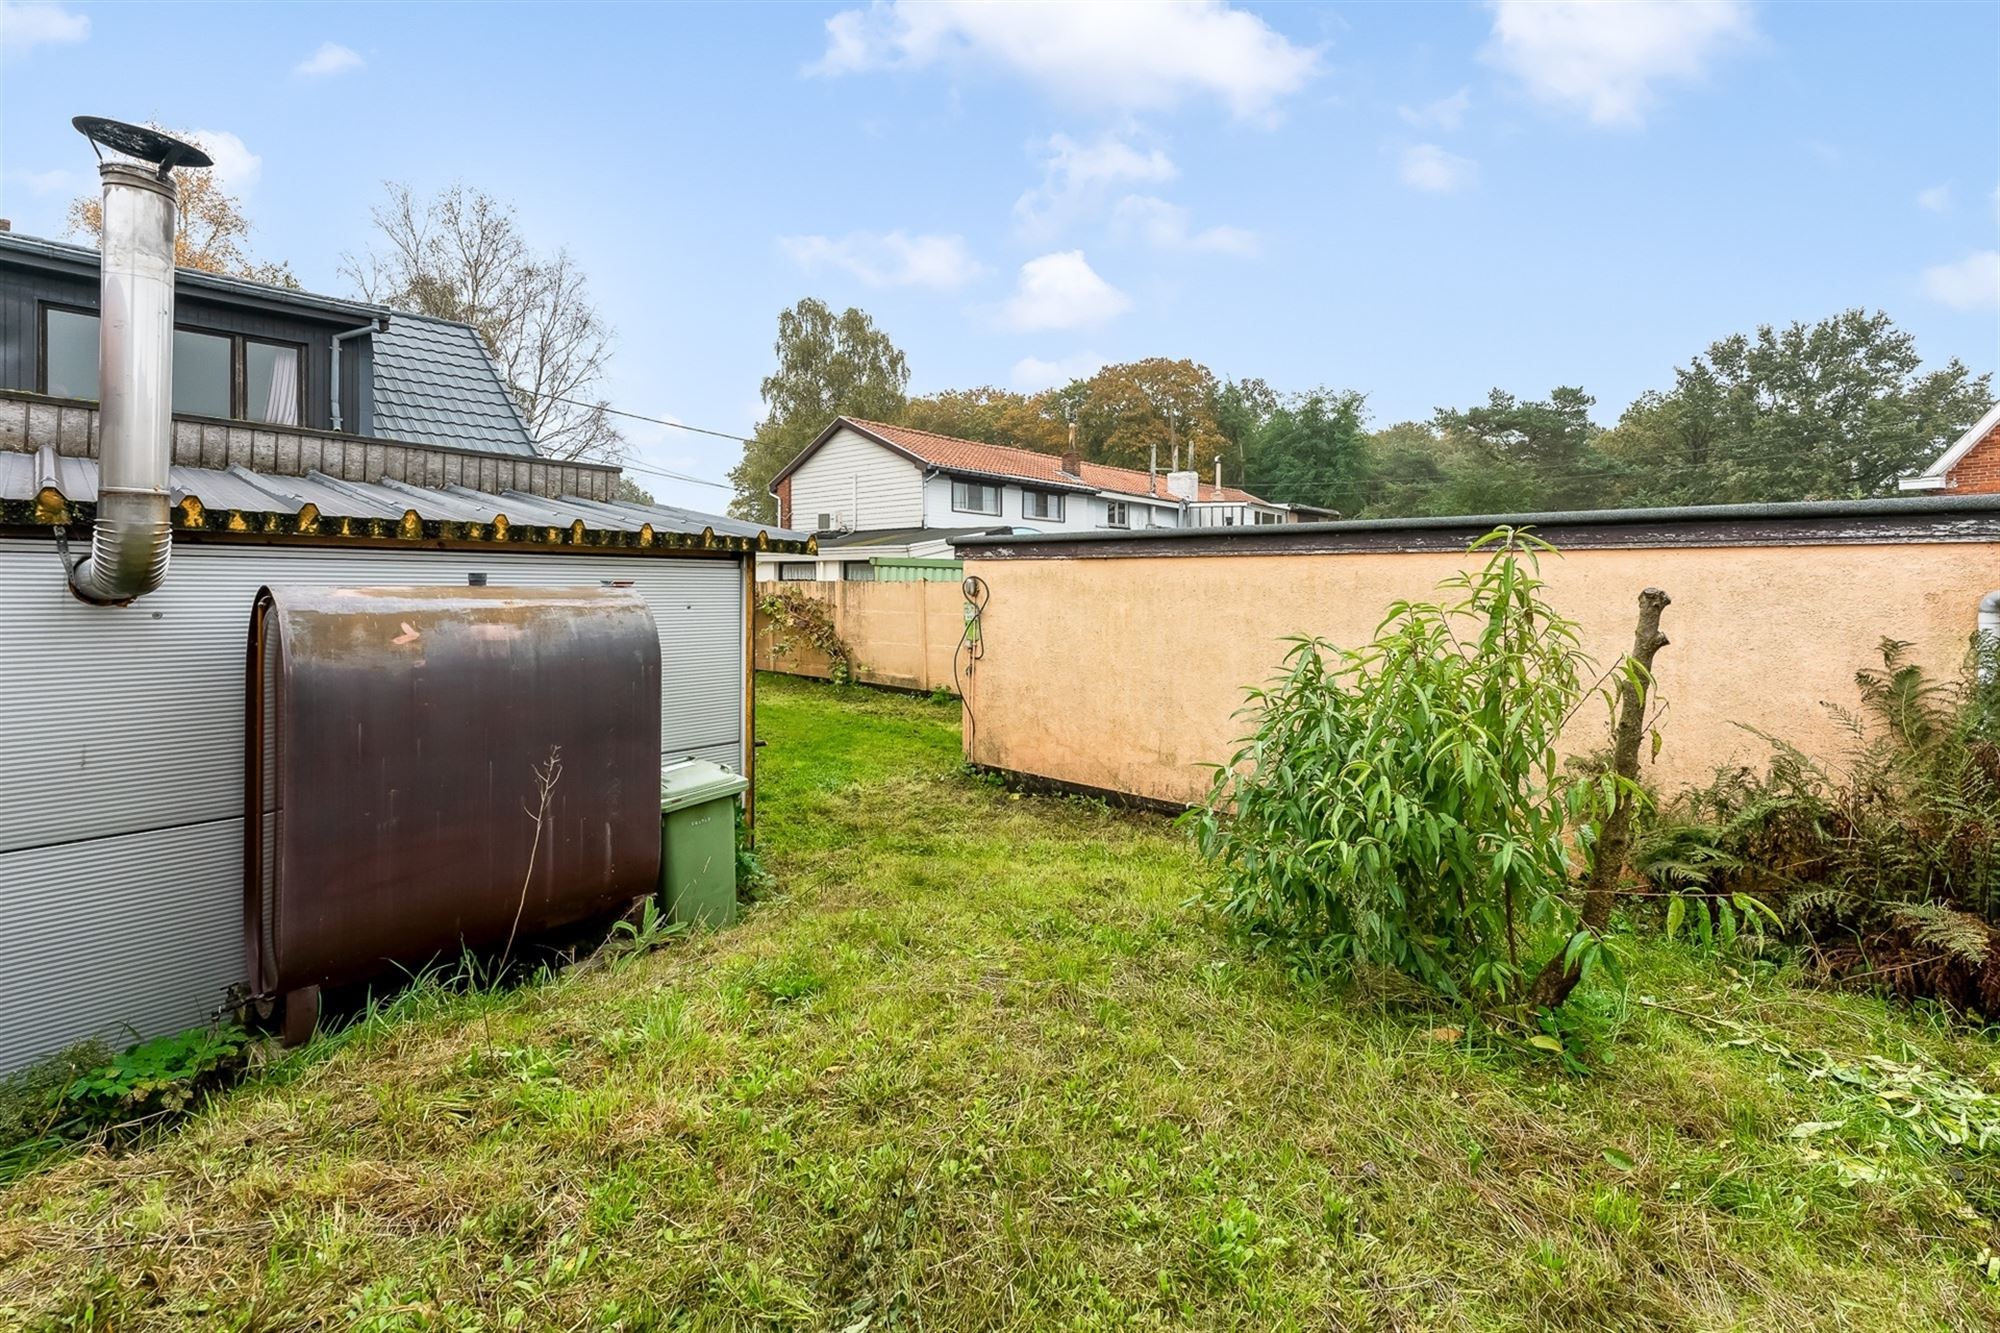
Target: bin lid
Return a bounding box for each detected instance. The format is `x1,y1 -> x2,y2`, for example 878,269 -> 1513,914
660,758 -> 749,813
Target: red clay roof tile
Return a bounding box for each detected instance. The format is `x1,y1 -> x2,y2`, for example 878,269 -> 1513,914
844,417 -> 1267,505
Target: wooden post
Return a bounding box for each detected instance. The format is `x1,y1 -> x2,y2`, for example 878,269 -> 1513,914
1529,586 -> 1671,1011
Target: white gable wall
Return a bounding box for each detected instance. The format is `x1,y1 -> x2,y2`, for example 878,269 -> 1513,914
789,427 -> 925,531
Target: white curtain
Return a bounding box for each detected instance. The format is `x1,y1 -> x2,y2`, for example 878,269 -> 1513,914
263,348 -> 299,425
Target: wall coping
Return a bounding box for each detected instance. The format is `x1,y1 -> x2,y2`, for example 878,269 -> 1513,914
954,494 -> 2000,558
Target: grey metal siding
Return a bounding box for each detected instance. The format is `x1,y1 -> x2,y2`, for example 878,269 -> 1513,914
1,824 -> 243,1067
0,537 -> 748,1072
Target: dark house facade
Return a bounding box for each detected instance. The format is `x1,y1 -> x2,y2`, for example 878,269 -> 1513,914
0,229 -> 537,453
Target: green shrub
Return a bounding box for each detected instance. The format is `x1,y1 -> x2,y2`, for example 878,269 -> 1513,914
1193,529 -> 1623,1005
735,801 -> 773,900
0,1023 -> 247,1181
1639,636 -> 2000,1006
64,1023 -> 248,1121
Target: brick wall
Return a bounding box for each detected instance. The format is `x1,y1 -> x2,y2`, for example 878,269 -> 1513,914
1948,421 -> 2000,494
774,475 -> 792,527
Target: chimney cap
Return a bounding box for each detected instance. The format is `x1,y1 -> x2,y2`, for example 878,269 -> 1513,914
73,117 -> 212,176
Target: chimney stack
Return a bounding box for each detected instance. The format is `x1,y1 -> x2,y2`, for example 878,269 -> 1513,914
1060,420 -> 1082,477
65,118 -> 211,605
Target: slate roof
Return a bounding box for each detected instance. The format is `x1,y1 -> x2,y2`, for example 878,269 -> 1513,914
369,313 -> 537,456
0,444 -> 803,544
776,416 -> 1269,505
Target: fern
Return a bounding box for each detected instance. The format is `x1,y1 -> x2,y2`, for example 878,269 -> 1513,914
1889,904 -> 1992,967
1652,635 -> 2000,1003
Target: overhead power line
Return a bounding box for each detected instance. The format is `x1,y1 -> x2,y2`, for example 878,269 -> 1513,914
517,388 -> 754,491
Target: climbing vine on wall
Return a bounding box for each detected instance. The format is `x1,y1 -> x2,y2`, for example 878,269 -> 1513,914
758,585 -> 860,685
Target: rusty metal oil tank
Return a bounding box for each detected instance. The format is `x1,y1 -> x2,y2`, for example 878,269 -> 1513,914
245,585 -> 662,997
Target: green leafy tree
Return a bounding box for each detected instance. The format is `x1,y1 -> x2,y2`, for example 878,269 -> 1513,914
1600,310 -> 1992,504
1067,358 -> 1224,471
1351,420 -> 1449,517
612,476 -> 656,505
728,299 -> 910,522
1195,530 -> 1628,1007
900,386 -> 1068,451
1433,387 -> 1612,511
1210,377 -> 1280,475
1245,389 -> 1368,515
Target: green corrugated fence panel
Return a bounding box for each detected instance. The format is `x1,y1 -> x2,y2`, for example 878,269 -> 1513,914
872,558 -> 963,583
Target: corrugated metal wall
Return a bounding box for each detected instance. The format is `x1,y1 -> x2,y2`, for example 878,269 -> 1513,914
0,537 -> 747,1072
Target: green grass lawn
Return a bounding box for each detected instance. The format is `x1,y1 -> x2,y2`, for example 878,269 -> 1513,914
2,673 -> 1997,1330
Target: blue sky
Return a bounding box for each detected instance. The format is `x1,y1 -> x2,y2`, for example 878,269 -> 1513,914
2,1 -> 1996,511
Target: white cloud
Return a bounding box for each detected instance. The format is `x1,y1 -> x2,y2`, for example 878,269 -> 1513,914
1010,351 -> 1106,392
295,42 -> 363,78
1398,87 -> 1471,132
1916,185 -> 1952,213
0,2 -> 89,59
188,129 -> 261,194
1014,130 -> 1176,238
999,251 -> 1131,331
1399,143 -> 1476,194
1922,251 -> 2000,312
811,0 -> 1321,124
778,230 -> 983,290
1111,195 -> 1256,255
1482,0 -> 1754,127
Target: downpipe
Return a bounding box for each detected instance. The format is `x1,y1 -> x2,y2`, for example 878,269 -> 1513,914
68,160 -> 178,605
1980,590 -> 2000,681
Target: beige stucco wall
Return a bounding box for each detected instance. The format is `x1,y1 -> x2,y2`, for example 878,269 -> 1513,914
961,542 -> 2000,806
755,580 -> 966,693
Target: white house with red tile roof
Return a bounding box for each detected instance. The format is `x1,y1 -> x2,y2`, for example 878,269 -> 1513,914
1899,403 -> 2000,495
760,416 -> 1288,580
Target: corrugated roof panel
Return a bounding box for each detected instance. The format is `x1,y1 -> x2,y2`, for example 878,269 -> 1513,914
593,496 -> 806,541
0,458 -> 773,540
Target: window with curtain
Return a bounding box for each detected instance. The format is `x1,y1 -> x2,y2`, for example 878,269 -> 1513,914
246,340 -> 301,425
42,307 -> 307,426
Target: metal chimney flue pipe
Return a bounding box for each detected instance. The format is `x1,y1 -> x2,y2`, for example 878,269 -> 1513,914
68,159 -> 178,604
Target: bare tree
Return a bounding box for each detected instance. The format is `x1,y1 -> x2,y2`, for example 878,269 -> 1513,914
342,184 -> 625,463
